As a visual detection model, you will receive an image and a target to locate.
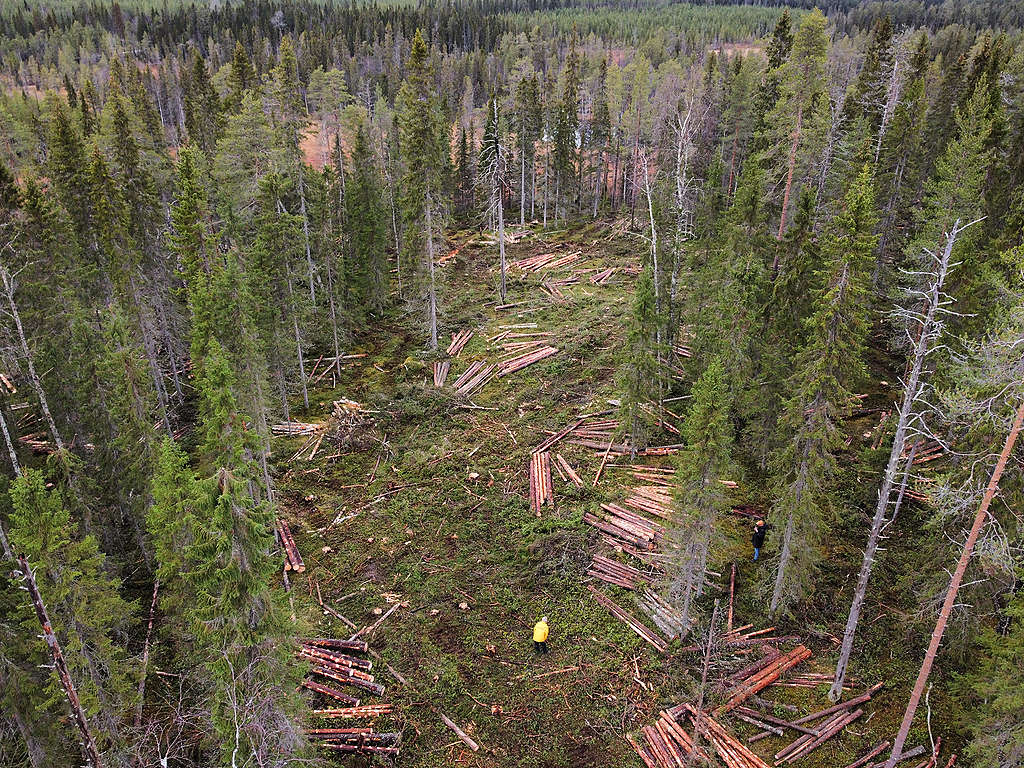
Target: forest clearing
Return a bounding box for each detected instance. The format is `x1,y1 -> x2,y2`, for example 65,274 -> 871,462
1,1 -> 1024,767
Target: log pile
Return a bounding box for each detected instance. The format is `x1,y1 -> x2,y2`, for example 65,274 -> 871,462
278,520 -> 305,573
590,267 -> 616,284
306,728 -> 400,755
680,704 -> 771,768
587,554 -> 652,590
497,345 -> 559,376
587,584 -> 668,652
529,451 -> 554,516
584,502 -> 663,549
432,360 -> 450,387
624,485 -> 673,519
311,705 -> 393,719
302,640 -> 384,698
717,645 -> 812,714
748,682 -> 884,745
272,421 -> 322,436
639,588 -> 689,639
446,329 -> 473,357
514,250 -> 581,272
631,711 -> 709,767
452,361 -> 496,396
302,679 -> 360,706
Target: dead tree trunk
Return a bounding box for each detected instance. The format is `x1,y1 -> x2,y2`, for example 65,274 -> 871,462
829,222 -> 962,701
884,398 -> 1024,768
0,262 -> 65,452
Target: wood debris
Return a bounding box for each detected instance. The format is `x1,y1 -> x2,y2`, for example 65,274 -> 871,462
529,450 -> 554,516
432,360 -> 450,387
587,584 -> 667,652
514,250 -> 581,273
278,519 -> 306,573
446,329 -> 473,356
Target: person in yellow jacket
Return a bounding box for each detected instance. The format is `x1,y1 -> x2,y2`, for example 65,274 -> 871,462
533,616 -> 549,654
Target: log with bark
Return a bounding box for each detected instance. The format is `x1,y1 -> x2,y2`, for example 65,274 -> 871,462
682,704 -> 770,768
529,450 -> 554,516
497,345 -> 559,376
310,705 -> 393,719
587,554 -> 652,590
301,679 -> 361,706
716,645 -> 812,714
446,329 -> 474,357
278,519 -> 306,572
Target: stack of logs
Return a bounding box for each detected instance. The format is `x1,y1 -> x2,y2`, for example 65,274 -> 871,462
451,361 -> 496,396
584,501 -> 663,550
305,729 -> 399,755
552,452 -> 584,487
587,554 -> 652,590
590,267 -> 616,284
682,704 -> 770,768
529,450 -> 554,516
497,345 -> 559,376
639,588 -> 689,639
631,709 -> 709,767
278,520 -> 305,573
513,250 -> 581,272
446,329 -> 473,357
717,645 -> 812,713
301,638 -> 399,757
433,360 -> 450,387
301,638 -> 385,700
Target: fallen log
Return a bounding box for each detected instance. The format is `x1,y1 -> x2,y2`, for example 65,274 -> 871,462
302,638 -> 369,653
310,665 -> 385,696
554,452 -> 584,487
843,740 -> 892,768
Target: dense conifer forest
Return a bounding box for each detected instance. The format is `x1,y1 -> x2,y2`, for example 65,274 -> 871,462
1,1 -> 1024,766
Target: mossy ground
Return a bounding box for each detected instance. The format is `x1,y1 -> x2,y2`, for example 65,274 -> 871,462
275,220 -> 961,767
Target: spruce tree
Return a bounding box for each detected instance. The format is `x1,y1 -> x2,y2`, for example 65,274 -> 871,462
186,339 -> 304,767
768,165 -> 877,615
397,30 -> 448,350
345,123 -> 389,316
667,358 -> 732,631
7,468 -> 137,760
619,265 -> 661,454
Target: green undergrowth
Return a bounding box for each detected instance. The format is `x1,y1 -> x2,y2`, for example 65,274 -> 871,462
272,221 -> 961,767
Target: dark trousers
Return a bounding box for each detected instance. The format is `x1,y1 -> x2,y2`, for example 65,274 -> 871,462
534,641 -> 548,654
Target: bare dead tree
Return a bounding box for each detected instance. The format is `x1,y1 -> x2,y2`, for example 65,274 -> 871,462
885,398 -> 1024,768
829,219 -> 974,701
0,248 -> 66,454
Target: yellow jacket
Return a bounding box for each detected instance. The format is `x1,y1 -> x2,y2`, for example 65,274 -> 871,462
533,620 -> 549,642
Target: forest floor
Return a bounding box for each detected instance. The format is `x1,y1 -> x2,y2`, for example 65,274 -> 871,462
272,219 -> 959,768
